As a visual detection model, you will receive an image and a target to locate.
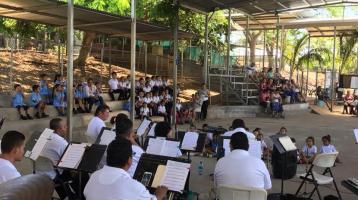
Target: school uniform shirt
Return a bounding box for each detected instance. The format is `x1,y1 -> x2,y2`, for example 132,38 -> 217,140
143,97 -> 152,104
39,80 -> 49,96
320,144 -> 337,153
176,103 -> 182,111
152,96 -> 160,104
158,105 -> 166,114
86,116 -> 106,143
149,80 -> 156,87
118,81 -> 126,89
0,158 -> 21,184
143,86 -> 152,93
302,145 -> 317,158
53,92 -> 65,108
84,85 -> 97,98
84,166 -> 155,200
223,128 -> 256,140
40,133 -> 68,179
128,145 -> 144,177
140,107 -> 150,116
29,92 -> 42,107
12,92 -> 25,107
108,78 -> 119,90
214,149 -> 272,190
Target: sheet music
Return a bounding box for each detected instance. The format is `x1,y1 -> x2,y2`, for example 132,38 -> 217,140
223,139 -> 231,156
160,160 -> 190,193
146,138 -> 166,155
354,129 -> 358,144
248,140 -> 263,159
99,129 -> 116,145
278,136 -> 297,151
146,138 -> 181,157
58,143 -> 87,169
181,132 -> 199,151
137,118 -> 151,136
147,123 -> 157,137
29,128 -> 54,160
151,165 -> 166,188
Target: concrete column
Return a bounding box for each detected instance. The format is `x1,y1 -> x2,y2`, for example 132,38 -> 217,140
275,15 -> 280,73
144,41 -> 148,77
66,0 -> 74,140
203,14 -> 209,84
306,35 -> 310,97
245,15 -> 249,66
172,1 -> 179,129
330,26 -> 337,112
226,8 -> 231,74
130,0 -> 137,122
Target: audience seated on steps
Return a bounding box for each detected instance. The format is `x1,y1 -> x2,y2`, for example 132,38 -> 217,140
0,131 -> 24,184
30,84 -> 49,119
12,84 -> 33,120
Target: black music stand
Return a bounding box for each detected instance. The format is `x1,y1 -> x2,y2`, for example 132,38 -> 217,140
0,117 -> 4,130
270,135 -> 297,199
57,143 -> 107,199
95,127 -> 116,145
133,153 -> 191,197
217,136 -> 231,160
178,131 -> 206,160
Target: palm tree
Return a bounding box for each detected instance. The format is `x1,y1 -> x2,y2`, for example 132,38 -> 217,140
338,31 -> 358,74
284,34 -> 308,80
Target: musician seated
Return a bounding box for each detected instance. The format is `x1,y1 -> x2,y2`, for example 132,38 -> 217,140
153,121 -> 182,157
0,131 -> 24,184
223,119 -> 256,140
86,105 -> 110,143
84,138 -> 168,200
115,118 -> 144,177
214,132 -> 272,190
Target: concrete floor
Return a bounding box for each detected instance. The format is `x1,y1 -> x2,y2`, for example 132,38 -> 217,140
14,108 -> 358,200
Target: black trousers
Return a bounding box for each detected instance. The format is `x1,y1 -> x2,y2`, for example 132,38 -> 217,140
201,100 -> 209,120
55,170 -> 89,200
108,89 -> 121,100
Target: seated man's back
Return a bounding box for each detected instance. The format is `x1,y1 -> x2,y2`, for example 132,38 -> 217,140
214,132 -> 271,190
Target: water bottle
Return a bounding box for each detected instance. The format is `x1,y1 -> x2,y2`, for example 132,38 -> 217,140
197,161 -> 204,175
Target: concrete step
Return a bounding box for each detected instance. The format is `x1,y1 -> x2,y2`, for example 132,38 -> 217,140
0,100 -> 125,121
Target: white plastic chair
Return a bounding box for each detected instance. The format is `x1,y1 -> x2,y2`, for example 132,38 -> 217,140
295,152 -> 342,200
217,185 -> 267,200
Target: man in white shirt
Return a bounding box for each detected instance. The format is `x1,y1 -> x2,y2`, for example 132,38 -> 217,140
84,138 -> 168,200
223,119 -> 256,140
0,131 -> 24,184
86,105 -> 110,143
108,72 -> 121,101
115,118 -> 144,177
41,118 -> 68,176
214,132 -> 272,190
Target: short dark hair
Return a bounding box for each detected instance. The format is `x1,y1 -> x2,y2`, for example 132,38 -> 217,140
32,84 -> 39,91
94,104 -> 110,116
230,132 -> 249,151
306,136 -> 315,144
155,122 -> 171,138
14,84 -> 21,89
115,118 -> 133,137
1,131 -> 25,154
50,118 -> 63,131
232,119 -> 246,129
322,135 -> 331,142
107,137 -> 133,168
110,113 -> 128,125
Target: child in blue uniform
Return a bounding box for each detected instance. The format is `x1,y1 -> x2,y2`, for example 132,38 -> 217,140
12,84 -> 32,120
74,83 -> 86,113
30,84 -> 49,118
53,84 -> 66,116
39,74 -> 51,105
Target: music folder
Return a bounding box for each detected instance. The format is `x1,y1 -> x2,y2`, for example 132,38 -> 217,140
57,143 -> 107,173
136,118 -> 152,136
178,131 -> 206,153
95,127 -> 116,145
270,135 -> 297,154
25,128 -> 53,161
218,136 -> 263,159
133,154 -> 191,194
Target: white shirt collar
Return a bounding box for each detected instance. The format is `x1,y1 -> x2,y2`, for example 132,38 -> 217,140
229,149 -> 250,157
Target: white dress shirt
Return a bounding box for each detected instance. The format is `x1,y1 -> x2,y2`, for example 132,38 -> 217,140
86,116 -> 106,143
158,105 -> 166,114
223,127 -> 256,140
128,145 -> 144,177
40,133 -> 69,179
0,158 -> 21,184
84,165 -> 156,200
214,149 -> 271,190
108,79 -> 119,90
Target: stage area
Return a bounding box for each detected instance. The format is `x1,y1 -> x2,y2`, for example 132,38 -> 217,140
13,109 -> 358,200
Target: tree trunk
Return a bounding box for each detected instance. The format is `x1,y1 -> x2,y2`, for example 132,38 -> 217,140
249,40 -> 256,64
266,43 -> 274,68
74,31 -> 97,77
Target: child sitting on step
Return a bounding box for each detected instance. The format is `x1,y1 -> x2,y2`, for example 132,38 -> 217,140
12,84 -> 32,120
30,84 -> 49,118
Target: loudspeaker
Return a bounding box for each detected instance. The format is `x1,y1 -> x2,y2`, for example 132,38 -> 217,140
271,146 -> 298,179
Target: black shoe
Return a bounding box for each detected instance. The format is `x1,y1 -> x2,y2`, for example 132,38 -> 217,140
42,113 -> 49,118
73,108 -> 78,114
20,115 -> 27,120
26,114 -> 33,120
35,112 -> 41,119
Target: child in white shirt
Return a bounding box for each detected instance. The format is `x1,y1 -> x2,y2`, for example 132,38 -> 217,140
299,136 -> 317,164
140,103 -> 151,119
320,135 -> 341,163
158,100 -> 169,122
